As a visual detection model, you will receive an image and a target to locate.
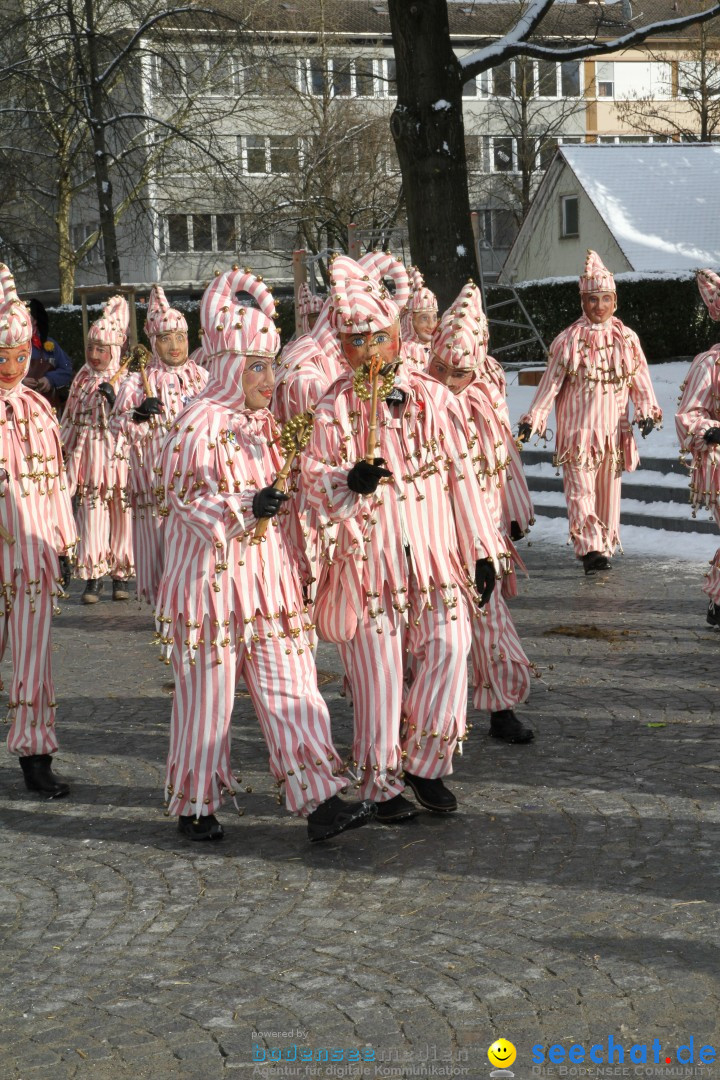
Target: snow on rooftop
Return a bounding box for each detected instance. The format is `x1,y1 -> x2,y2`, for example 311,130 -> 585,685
561,143 -> 720,272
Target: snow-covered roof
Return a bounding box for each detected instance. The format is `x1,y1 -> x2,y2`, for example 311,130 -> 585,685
561,143 -> 720,272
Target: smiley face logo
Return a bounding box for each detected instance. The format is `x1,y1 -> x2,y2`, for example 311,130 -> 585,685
488,1039 -> 517,1069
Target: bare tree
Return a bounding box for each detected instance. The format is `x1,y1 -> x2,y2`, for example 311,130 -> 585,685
615,4 -> 720,142
0,0 -> 252,300
387,0 -> 720,308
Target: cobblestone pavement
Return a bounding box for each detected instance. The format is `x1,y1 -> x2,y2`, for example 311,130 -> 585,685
2,542 -> 720,1080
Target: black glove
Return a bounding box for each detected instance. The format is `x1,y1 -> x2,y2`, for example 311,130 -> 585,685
132,396 -> 163,423
510,520 -> 525,542
252,486 -> 290,520
97,381 -> 116,408
474,558 -> 496,608
638,417 -> 655,439
517,422 -> 532,443
704,427 -> 720,445
346,458 -> 392,495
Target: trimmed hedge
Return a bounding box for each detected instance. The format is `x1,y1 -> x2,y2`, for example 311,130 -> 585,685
45,275 -> 717,369
45,297 -> 296,372
490,273 -> 718,363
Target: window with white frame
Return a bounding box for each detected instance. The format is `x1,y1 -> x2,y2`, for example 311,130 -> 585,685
538,135 -> 583,171
485,58 -> 581,98
163,214 -> 238,253
678,60 -> 720,98
477,208 -> 518,249
560,195 -> 579,238
596,62 -> 614,98
154,53 -> 236,97
492,136 -> 515,172
597,134 -> 671,143
242,56 -> 298,95
298,57 -> 394,98
239,135 -> 299,175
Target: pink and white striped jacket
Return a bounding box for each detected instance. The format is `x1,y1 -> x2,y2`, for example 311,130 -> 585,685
60,366 -> 129,499
154,356 -> 313,665
0,385 -> 76,595
110,357 -> 208,500
301,367 -> 511,627
520,315 -> 662,470
676,344 -> 720,512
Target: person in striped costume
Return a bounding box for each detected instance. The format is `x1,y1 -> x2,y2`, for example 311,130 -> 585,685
428,283 -> 535,745
296,282 -> 323,335
677,269 -> 720,626
0,264 -> 77,798
301,255 -> 511,824
400,267 -> 438,372
518,250 -> 662,574
154,268 -> 375,842
110,285 -> 208,605
60,295 -> 134,603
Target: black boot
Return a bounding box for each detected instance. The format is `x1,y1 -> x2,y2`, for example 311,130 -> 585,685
375,793 -> 419,823
307,795 -> 376,842
489,708 -> 534,744
112,579 -> 129,601
178,814 -> 224,841
582,551 -> 611,575
707,601 -> 720,628
19,754 -> 70,798
81,579 -> 103,604
403,772 -> 457,813
58,555 -> 72,591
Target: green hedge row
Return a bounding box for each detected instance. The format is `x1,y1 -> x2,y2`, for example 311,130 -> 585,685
494,274 -> 718,363
45,276 -> 718,369
45,297 -> 296,371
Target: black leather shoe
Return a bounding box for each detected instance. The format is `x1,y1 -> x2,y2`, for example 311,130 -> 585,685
582,551 -> 611,575
112,579 -> 129,601
489,709 -> 534,744
19,754 -> 70,798
307,795 -> 376,842
178,814 -> 224,841
403,772 -> 457,813
707,601 -> 720,628
375,793 -> 420,823
81,579 -> 103,604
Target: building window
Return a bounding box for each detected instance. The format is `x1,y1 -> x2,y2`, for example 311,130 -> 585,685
463,75 -> 480,99
477,208 -> 518,249
560,195 -> 579,238
561,61 -> 581,97
240,135 -> 299,175
355,58 -> 376,97
596,62 -> 614,98
493,61 -> 512,97
298,57 -> 392,98
163,214 -> 238,253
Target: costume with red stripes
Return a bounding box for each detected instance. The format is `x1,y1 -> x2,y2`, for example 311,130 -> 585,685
60,296 -> 133,582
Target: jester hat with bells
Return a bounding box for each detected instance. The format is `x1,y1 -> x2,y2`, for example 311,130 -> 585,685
697,269 -> 720,322
400,266 -> 438,340
296,283 -> 324,335
580,250 -> 615,296
357,250 -> 411,312
144,284 -> 188,356
432,283 -> 487,374
87,294 -> 129,377
0,263 -> 32,350
327,254 -> 402,346
199,268 -> 280,409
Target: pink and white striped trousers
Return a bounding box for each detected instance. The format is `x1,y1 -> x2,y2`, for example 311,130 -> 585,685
703,508 -> 720,604
562,453 -> 622,557
165,614 -> 347,819
131,496 -> 164,604
4,576 -> 58,756
470,588 -> 533,712
337,577 -> 472,804
74,488 -> 133,581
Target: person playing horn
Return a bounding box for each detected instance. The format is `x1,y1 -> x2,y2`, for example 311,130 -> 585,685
518,250 -> 662,574
60,295 -> 134,603
110,285 -> 207,604
301,255 -> 510,823
154,268 -> 375,842
0,263 -> 77,798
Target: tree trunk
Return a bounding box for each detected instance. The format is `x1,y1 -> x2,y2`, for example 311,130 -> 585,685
84,0 -> 122,286
55,170 -> 76,305
387,0 -> 478,310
